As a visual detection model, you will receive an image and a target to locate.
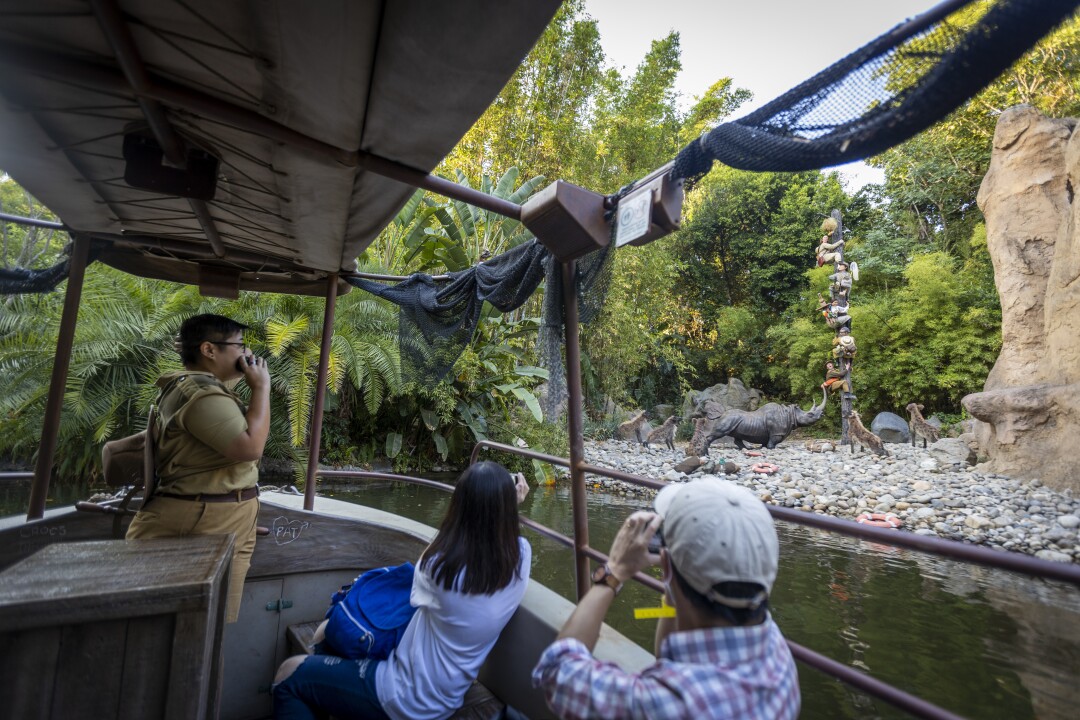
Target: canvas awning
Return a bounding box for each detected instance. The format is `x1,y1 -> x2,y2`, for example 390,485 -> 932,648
0,0 -> 559,295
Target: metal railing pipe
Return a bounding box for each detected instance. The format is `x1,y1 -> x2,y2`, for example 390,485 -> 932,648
561,260 -> 591,600
0,211 -> 65,230
470,440 -> 571,468
578,462 -> 665,489
787,642 -> 965,720
568,459 -> 1080,587
317,470 -> 453,493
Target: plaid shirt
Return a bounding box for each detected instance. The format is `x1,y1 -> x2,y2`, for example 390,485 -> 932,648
532,618 -> 800,720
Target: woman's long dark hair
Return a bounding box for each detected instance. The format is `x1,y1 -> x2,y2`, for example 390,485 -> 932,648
422,461 -> 522,595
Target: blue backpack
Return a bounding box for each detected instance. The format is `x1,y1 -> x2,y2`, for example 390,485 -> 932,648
321,562 -> 417,660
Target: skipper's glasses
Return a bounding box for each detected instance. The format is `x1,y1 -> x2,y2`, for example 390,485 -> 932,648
212,341 -> 247,351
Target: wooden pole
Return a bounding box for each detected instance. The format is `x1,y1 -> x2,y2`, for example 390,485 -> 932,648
830,209 -> 853,447
303,274 -> 338,511
27,236 -> 90,520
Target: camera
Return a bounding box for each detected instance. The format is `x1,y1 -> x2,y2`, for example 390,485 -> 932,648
647,525 -> 664,554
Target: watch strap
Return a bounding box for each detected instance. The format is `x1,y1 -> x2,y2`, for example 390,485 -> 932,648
592,564 -> 623,595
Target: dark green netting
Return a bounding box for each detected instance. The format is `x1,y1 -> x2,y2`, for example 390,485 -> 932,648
0,258 -> 72,294
672,0 -> 1080,180
346,238 -> 615,417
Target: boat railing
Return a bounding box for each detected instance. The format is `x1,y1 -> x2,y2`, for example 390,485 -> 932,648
313,439 -> 1080,720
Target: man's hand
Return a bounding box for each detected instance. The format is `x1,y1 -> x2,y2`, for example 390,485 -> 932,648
554,510 -> 661,650
222,352 -> 271,462
607,511 -> 661,583
240,353 -> 271,393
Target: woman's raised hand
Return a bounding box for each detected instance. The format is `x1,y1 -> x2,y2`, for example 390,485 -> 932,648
513,472 -> 529,505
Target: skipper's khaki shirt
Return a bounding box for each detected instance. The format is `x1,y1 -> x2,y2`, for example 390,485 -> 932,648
153,370 -> 258,495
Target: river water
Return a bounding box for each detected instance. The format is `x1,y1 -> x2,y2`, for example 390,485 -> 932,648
5,476 -> 1078,718
322,478 -> 1080,720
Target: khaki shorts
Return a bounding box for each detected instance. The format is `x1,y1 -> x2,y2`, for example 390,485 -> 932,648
127,496 -> 259,623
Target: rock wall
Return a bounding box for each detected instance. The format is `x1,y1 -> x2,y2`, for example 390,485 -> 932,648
682,378 -> 763,419
962,105 -> 1080,491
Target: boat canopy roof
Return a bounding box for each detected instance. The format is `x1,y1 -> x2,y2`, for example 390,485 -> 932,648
0,0 -> 560,295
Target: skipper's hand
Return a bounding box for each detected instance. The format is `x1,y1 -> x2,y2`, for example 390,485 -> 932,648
607,511 -> 661,583
513,472 -> 529,505
241,353 -> 271,393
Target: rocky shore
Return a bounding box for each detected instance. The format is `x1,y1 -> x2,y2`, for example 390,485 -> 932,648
582,437 -> 1080,564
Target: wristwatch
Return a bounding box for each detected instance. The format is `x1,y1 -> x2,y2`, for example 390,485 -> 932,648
591,563 -> 623,595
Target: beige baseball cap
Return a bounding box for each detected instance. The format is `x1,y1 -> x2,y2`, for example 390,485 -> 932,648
654,479 -> 779,609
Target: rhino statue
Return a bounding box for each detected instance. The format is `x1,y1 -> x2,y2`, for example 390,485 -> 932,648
702,389 -> 827,451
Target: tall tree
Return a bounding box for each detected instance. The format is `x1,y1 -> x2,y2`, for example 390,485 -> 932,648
1,176 -> 66,271
439,0 -> 606,186
674,167 -> 848,316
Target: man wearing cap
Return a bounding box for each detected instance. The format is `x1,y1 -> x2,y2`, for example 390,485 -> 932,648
532,479 -> 800,719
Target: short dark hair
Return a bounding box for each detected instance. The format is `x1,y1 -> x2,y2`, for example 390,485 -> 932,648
422,461 -> 523,595
671,564 -> 768,626
177,314 -> 248,365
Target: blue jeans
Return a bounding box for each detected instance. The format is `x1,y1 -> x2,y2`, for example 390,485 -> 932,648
272,655 -> 391,720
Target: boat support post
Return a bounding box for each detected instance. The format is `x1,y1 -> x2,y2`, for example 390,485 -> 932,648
27,235 -> 91,520
562,261 -> 591,600
304,274 -> 339,511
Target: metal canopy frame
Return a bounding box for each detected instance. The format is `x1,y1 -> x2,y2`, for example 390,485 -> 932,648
0,39 -> 523,239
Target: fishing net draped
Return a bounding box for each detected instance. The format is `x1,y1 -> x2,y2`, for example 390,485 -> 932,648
0,258 -> 72,294
346,239 -> 615,418
672,0 -> 1080,181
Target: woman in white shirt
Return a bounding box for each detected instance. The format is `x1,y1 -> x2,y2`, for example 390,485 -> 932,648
272,461 -> 532,720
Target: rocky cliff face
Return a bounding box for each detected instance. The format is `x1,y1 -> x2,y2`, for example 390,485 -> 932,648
962,105 -> 1080,491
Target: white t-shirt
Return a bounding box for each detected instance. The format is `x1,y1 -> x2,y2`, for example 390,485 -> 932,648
376,536 -> 532,720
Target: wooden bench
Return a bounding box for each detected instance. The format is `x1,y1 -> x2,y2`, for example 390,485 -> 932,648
286,622 -> 508,720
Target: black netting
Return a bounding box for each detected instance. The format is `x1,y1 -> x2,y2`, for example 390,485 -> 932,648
0,257 -> 72,294
538,241 -> 616,418
348,239 -> 549,384
348,237 -> 616,418
672,0 -> 1080,180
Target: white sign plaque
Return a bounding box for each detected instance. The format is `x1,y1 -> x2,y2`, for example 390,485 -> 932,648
614,188 -> 651,247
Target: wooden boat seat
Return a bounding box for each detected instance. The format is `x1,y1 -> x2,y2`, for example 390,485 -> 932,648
286,620 -> 322,656
285,621 -> 508,720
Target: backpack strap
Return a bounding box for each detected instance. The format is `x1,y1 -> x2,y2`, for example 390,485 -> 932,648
140,404 -> 159,509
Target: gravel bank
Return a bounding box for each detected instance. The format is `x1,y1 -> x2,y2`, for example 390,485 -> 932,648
582,438 -> 1080,564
